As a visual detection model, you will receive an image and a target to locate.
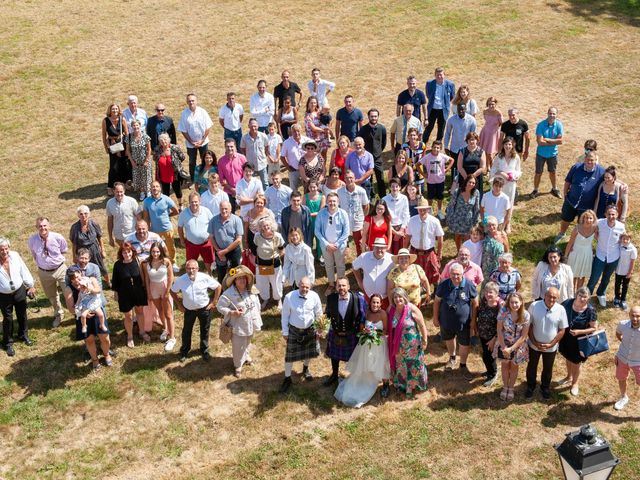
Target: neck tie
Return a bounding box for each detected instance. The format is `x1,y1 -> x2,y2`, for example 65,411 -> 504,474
420,221 -> 426,250
402,117 -> 407,144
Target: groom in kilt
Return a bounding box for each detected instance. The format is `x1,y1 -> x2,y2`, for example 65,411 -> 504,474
279,277 -> 323,393
323,277 -> 364,386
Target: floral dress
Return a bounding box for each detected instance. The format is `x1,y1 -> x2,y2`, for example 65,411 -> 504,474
481,235 -> 504,280
446,190 -> 480,235
493,307 -> 530,364
304,112 -> 331,151
391,307 -> 428,395
299,155 -> 325,191
388,264 -> 428,306
125,132 -> 152,193
477,297 -> 502,341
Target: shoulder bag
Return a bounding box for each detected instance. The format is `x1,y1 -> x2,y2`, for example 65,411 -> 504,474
577,329 -> 609,358
108,116 -> 125,154
258,238 -> 276,275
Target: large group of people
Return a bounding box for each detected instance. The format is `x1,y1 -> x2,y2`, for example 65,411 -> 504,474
1,67 -> 638,412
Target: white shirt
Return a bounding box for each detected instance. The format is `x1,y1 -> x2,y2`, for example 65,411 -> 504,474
267,132 -> 283,157
240,131 -> 269,171
177,206 -> 213,244
0,251 -> 35,294
123,107 -> 148,131
481,191 -> 511,224
382,193 -> 410,228
106,196 -> 141,241
407,214 -> 444,250
218,103 -> 244,131
307,78 -> 335,108
338,294 -> 350,318
325,213 -> 338,243
616,320 -> 640,367
249,92 -> 275,127
171,272 -> 220,310
281,289 -> 323,336
337,186 -> 369,232
200,189 -> 229,217
616,243 -> 637,276
595,218 -> 625,262
235,177 -> 264,219
283,242 -> 315,285
352,251 -> 394,298
527,301 -> 568,352
281,135 -> 311,170
462,239 -> 482,266
265,184 -> 293,224
178,106 -> 213,148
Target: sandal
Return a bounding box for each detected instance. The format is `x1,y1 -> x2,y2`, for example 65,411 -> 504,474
506,388 -> 515,401
92,361 -> 101,370
500,388 -> 508,401
105,357 -> 113,367
234,368 -> 242,378
127,338 -> 135,348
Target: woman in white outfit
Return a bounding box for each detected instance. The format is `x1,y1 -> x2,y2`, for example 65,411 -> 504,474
253,218 -> 285,310
283,228 -> 315,288
217,265 -> 262,377
531,245 -> 574,302
489,136 -> 521,208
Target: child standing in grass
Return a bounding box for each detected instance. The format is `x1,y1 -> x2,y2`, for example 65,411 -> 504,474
266,121 -> 283,179
614,233 -> 636,311
463,224 -> 484,267
421,140 -> 454,221
614,306 -> 640,410
494,292 -> 530,401
75,276 -> 106,334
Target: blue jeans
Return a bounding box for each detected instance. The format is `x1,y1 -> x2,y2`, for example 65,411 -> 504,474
587,256 -> 619,296
361,179 -> 372,201
254,168 -> 268,190
224,128 -> 242,149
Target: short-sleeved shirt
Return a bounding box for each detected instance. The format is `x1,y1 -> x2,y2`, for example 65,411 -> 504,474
143,194 -> 176,233
595,218 -> 625,262
273,81 -> 301,109
254,232 -> 285,261
336,107 -> 364,141
345,151 -> 374,180
616,320 -> 640,367
352,252 -> 394,298
178,107 -> 213,148
337,185 -> 369,231
178,206 -> 213,244
218,103 -> 244,131
421,152 -> 449,184
217,154 -> 246,195
481,191 -> 511,224
208,214 -> 243,249
171,272 -> 220,310
200,189 -> 229,218
281,136 -> 311,170
236,177 -> 264,219
564,163 -> 605,210
527,301 -> 568,352
406,214 -> 444,250
397,89 -> 427,120
500,119 -> 529,153
264,185 -> 293,224
441,260 -> 484,286
240,131 -> 270,171
436,279 -> 477,331
616,243 -> 638,276
535,119 -> 564,158
106,196 -> 141,241
489,268 -> 522,299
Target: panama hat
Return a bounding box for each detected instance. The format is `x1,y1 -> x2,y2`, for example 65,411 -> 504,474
302,140 -> 318,149
415,197 -> 431,210
372,237 -> 388,248
391,248 -> 417,264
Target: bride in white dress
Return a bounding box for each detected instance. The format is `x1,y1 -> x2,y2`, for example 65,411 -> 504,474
335,294 -> 391,407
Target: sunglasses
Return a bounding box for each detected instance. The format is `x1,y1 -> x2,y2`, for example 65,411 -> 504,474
156,109 -> 165,112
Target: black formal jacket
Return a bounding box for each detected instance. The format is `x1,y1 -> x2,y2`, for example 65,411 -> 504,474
146,115 -> 177,150
325,292 -> 363,334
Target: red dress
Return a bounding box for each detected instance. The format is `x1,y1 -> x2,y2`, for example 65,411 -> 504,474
365,215 -> 390,249
333,148 -> 351,181
157,154 -> 175,183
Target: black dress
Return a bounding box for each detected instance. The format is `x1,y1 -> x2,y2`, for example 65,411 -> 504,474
111,260 -> 148,312
559,299 -> 597,364
105,116 -> 132,186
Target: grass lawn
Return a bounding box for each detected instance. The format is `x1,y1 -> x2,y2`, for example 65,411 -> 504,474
1,0 -> 639,478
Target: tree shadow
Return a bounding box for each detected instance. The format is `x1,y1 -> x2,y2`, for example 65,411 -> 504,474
4,344 -> 91,396
541,398 -> 640,427
227,371 -> 338,417
551,1 -> 640,27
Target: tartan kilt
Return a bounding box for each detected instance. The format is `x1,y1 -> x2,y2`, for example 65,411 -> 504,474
285,325 -> 320,363
325,329 -> 358,361
414,249 -> 441,285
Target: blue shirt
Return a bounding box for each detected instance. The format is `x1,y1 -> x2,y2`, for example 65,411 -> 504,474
397,89 -> 427,120
208,214 -> 243,249
436,278 -> 477,331
264,185 -> 293,223
314,208 -> 350,251
336,107 -> 364,141
535,119 -> 564,158
143,194 -> 176,233
444,114 -> 477,153
565,163 -> 605,210
345,150 -> 374,180
178,206 -> 214,244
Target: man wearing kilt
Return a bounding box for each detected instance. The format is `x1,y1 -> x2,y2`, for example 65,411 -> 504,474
280,277 -> 323,393
323,278 -> 364,387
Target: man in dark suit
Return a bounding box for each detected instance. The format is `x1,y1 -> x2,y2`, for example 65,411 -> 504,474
424,67 -> 455,144
323,278 -> 364,386
147,103 -> 177,151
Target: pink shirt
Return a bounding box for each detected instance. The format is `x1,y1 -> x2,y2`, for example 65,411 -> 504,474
217,153 -> 247,195
440,259 -> 484,286
421,152 -> 448,184
27,232 -> 68,270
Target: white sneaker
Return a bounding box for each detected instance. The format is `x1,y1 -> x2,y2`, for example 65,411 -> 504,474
570,385 -> 579,396
173,264 -> 180,273
614,395 -> 629,411
164,337 -> 176,352
276,300 -> 282,311
160,330 -> 168,342
598,295 -> 607,307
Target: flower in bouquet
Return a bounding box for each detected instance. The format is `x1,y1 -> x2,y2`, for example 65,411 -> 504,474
357,322 -> 382,347
314,314 -> 330,339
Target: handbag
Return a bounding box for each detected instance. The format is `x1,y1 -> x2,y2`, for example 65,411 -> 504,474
108,116 -> 124,153
219,321 -> 233,344
257,238 -> 277,275
577,329 -> 609,358
241,249 -> 256,273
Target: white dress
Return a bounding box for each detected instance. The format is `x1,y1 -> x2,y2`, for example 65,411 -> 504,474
334,320 -> 391,408
489,154 -> 521,205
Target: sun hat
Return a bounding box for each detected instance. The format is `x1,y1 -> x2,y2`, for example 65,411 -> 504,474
391,248 -> 417,264
415,197 -> 431,210
372,238 -> 387,248
222,265 -> 256,291
302,140 -> 318,149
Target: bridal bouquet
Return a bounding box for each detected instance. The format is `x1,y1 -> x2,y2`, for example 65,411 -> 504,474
314,314 -> 330,339
357,322 -> 382,347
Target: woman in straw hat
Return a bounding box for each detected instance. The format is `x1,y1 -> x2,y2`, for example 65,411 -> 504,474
217,265 -> 263,377
386,248 -> 430,307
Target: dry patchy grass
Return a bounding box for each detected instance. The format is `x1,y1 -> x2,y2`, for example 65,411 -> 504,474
1,0 -> 640,479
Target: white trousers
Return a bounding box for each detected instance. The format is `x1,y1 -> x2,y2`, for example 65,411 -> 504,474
256,266 -> 284,301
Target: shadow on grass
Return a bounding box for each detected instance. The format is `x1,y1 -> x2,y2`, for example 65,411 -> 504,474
527,211 -> 562,226
120,352 -> 179,374
554,0 -> 640,27
5,344 -> 89,396
541,399 -> 640,427
227,371 -> 337,417
58,183 -> 108,211
165,355 -> 231,382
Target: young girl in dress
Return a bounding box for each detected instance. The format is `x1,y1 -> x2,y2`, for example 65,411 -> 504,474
76,276 -> 106,334
462,224 -> 484,267
283,228 -> 315,288
334,294 -> 391,407
565,210 -> 597,291
494,292 -> 530,402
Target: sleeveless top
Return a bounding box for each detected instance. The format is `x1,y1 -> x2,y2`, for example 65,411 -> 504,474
105,116 -> 123,143
305,193 -> 323,214
392,165 -> 411,189
462,146 -> 484,175
365,215 -> 389,249
280,108 -> 295,122
596,187 -> 618,218
147,262 -> 168,283
334,149 -> 350,180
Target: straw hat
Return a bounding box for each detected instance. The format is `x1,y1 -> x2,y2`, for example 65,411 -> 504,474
391,248 -> 417,264
302,140 -> 318,149
415,197 -> 431,210
222,265 -> 256,291
372,237 -> 387,248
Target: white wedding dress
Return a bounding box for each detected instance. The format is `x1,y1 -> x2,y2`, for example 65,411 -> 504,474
334,321 -> 391,408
